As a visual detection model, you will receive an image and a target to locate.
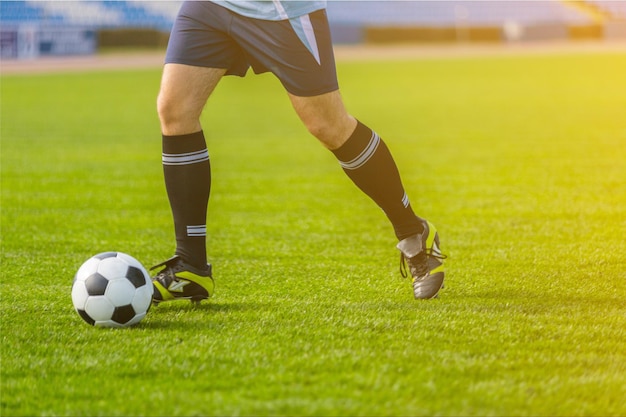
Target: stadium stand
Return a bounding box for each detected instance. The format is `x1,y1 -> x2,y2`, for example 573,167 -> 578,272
327,1 -> 592,26
326,1 -> 594,43
1,0 -> 625,58
0,1 -> 601,30
0,1 -> 47,23
0,1 -> 181,57
27,1 -> 123,26
22,0 -> 179,30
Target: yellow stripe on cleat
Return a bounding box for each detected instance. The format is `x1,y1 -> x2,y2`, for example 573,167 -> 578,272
153,281 -> 176,301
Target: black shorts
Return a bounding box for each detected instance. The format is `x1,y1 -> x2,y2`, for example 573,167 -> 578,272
165,1 -> 339,97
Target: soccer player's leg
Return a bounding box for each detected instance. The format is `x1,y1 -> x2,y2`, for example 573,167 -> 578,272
224,7 -> 445,299
153,1 -> 252,304
153,64 -> 225,304
290,91 -> 445,299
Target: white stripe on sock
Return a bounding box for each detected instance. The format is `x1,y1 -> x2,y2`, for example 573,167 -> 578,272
402,193 -> 410,208
339,132 -> 380,170
162,149 -> 209,166
187,225 -> 206,237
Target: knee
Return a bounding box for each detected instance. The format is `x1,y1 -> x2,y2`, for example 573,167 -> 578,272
156,91 -> 179,127
304,115 -> 357,150
304,118 -> 334,144
157,91 -> 201,136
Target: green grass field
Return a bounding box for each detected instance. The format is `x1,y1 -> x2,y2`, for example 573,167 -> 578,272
2,49 -> 625,416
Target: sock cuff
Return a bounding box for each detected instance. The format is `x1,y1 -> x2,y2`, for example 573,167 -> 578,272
162,130 -> 206,154
332,121 -> 381,169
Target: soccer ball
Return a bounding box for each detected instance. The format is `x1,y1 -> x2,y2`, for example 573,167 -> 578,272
72,252 -> 153,328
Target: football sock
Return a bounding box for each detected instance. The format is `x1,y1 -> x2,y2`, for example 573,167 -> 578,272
332,121 -> 424,240
162,131 -> 211,270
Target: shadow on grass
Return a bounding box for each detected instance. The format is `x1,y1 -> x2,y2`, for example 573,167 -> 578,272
461,286 -> 626,315
153,300 -> 252,313
137,300 -> 262,330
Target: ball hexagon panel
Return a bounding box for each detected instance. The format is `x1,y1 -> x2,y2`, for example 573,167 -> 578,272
71,280 -> 89,308
84,296 -> 115,322
97,256 -> 130,280
74,256 -> 100,282
94,319 -> 124,328
105,278 -> 136,306
132,284 -> 154,313
116,252 -> 143,269
94,251 -> 118,260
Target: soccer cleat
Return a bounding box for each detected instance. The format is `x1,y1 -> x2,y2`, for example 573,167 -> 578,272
151,256 -> 214,304
397,220 -> 446,300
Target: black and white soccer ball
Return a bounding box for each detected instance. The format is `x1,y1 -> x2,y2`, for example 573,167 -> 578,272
72,252 -> 153,328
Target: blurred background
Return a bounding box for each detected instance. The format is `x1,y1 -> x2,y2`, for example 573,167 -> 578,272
1,0 -> 626,60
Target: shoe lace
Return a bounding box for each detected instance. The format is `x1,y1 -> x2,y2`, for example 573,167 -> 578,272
399,250 -> 447,279
150,256 -> 184,285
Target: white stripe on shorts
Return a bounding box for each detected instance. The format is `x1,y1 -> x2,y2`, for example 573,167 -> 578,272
297,14 -> 321,65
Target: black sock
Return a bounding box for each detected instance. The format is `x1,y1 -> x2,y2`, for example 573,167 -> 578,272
162,131 -> 211,269
332,121 -> 423,240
